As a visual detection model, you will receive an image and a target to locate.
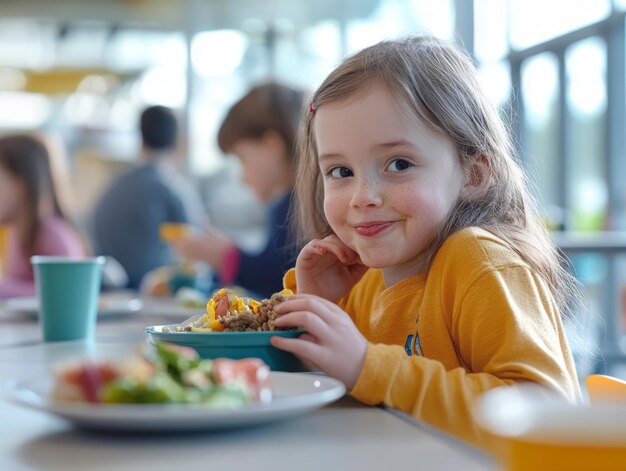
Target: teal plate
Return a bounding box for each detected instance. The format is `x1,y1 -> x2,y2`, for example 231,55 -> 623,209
145,325 -> 306,372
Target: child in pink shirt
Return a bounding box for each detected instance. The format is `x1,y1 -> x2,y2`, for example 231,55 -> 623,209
0,135 -> 84,298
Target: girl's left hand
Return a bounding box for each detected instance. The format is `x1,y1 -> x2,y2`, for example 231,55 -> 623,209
269,294 -> 367,389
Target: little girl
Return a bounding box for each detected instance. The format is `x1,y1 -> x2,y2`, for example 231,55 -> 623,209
0,135 -> 84,298
270,36 -> 581,447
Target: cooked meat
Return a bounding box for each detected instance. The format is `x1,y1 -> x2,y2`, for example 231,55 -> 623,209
221,293 -> 290,332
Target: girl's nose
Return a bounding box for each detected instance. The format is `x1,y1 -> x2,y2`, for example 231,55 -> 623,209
350,177 -> 383,208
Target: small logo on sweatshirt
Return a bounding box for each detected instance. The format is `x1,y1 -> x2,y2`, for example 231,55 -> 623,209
404,331 -> 423,356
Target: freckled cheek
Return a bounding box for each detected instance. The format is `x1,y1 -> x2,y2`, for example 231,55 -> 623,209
393,187 -> 452,228
323,194 -> 341,229
323,190 -> 353,242
389,186 -> 426,214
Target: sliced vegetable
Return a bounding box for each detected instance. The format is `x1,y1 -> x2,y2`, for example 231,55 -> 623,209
53,341 -> 272,406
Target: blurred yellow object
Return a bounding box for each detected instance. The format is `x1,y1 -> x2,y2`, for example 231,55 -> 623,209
0,225 -> 9,276
159,223 -> 190,242
15,69 -> 134,95
587,374 -> 626,404
282,269 -> 296,291
500,440 -> 626,471
476,385 -> 626,471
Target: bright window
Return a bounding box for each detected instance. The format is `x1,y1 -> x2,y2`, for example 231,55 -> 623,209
566,37 -> 608,231
521,53 -> 560,213
509,0 -> 610,49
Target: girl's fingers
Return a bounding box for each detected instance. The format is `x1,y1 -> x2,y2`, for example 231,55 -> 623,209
274,294 -> 329,327
322,235 -> 361,262
303,238 -> 353,265
274,296 -> 337,324
270,336 -> 322,364
271,333 -> 322,371
298,333 -> 318,343
296,293 -> 346,312
317,243 -> 354,264
297,242 -> 334,265
272,310 -> 328,337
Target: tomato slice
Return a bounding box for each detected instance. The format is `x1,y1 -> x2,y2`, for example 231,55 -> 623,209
212,358 -> 272,402
80,363 -> 104,403
61,362 -> 119,403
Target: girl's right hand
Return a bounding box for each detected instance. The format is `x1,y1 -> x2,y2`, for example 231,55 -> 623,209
295,235 -> 368,302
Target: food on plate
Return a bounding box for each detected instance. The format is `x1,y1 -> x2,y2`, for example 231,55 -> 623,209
52,341 -> 272,405
165,287 -> 294,333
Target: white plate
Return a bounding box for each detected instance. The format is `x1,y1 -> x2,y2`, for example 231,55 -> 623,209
5,292 -> 143,318
7,372 -> 346,432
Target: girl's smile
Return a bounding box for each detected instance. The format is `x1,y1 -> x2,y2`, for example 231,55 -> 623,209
352,220 -> 394,237
314,85 -> 467,286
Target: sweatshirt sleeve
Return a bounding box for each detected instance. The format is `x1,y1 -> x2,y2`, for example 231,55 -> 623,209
351,343 -> 510,445
350,265 -> 580,446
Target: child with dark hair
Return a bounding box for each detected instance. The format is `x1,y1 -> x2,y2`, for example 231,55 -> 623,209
92,105 -> 207,289
140,105 -> 178,150
0,134 -> 84,297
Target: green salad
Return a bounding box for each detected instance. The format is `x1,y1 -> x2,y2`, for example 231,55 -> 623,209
52,341 -> 272,406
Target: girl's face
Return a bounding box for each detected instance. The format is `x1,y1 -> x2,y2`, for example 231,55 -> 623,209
0,164 -> 25,224
230,132 -> 292,203
315,86 -> 467,283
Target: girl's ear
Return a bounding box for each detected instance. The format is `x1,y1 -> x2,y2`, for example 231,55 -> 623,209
462,154 -> 491,199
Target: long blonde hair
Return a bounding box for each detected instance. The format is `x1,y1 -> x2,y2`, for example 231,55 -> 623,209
294,35 -> 581,319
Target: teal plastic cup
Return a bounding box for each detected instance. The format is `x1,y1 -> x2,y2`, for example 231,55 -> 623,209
31,256 -> 105,342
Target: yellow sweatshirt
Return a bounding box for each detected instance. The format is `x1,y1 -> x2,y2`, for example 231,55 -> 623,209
285,227 -> 581,447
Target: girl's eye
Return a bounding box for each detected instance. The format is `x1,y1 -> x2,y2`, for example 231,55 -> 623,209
329,167 -> 353,178
387,158 -> 412,172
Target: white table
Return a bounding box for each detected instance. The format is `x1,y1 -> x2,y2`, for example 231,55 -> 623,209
0,297 -> 494,471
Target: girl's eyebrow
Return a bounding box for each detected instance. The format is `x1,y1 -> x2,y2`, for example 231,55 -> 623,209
318,140 -> 416,161
318,152 -> 343,161
372,139 -> 415,151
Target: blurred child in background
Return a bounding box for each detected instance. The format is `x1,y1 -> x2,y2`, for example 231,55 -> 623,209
0,135 -> 84,298
171,82 -> 305,298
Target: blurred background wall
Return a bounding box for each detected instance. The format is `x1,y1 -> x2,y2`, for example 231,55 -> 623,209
1,0 -> 625,234
0,0 -> 626,235
0,0 -> 623,231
